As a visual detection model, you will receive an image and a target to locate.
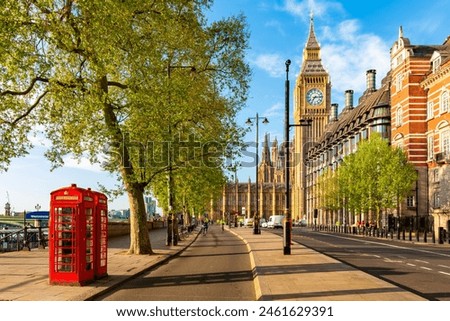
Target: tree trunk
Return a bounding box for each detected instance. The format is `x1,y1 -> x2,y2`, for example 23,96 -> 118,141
100,75 -> 153,255
126,181 -> 153,255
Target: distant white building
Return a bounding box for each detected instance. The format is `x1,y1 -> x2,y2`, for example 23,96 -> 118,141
145,196 -> 157,220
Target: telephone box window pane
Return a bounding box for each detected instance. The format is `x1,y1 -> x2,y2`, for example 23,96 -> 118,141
54,207 -> 76,272
85,208 -> 93,271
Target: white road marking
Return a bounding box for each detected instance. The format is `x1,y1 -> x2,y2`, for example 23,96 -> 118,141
320,233 -> 450,258
438,271 -> 450,276
383,258 -> 404,263
415,259 -> 430,264
407,263 -> 416,267
420,266 -> 432,271
438,264 -> 450,269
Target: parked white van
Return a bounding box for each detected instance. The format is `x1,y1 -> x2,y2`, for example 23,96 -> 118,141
267,215 -> 285,229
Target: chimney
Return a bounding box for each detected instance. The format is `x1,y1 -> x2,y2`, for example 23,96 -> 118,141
366,69 -> 376,92
330,103 -> 339,122
345,90 -> 354,109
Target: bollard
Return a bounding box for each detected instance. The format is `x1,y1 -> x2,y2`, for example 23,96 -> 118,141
438,227 -> 443,244
423,230 -> 427,243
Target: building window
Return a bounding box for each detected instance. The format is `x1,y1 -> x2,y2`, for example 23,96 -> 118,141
396,106 -> 402,127
427,101 -> 434,119
433,168 -> 439,183
406,195 -> 415,208
361,129 -> 368,140
441,91 -> 449,114
433,192 -> 440,208
396,53 -> 404,67
432,56 -> 441,73
352,135 -> 358,152
344,140 -> 350,156
372,122 -> 390,140
396,72 -> 403,92
442,130 -> 450,156
428,136 -> 434,160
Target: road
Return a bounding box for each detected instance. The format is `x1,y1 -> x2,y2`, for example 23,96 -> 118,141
271,227 -> 450,301
96,224 -> 256,301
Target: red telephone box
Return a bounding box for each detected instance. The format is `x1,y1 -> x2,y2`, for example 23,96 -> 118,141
92,190 -> 108,279
49,184 -> 96,286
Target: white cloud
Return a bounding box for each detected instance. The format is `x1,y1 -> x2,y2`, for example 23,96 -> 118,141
283,0 -> 309,18
253,53 -> 286,78
282,0 -> 344,20
278,1 -> 391,107
321,19 -> 390,102
62,155 -> 104,173
264,102 -> 284,117
274,0 -> 390,105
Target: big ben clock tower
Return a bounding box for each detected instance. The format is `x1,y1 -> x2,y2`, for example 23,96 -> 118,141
292,16 -> 331,224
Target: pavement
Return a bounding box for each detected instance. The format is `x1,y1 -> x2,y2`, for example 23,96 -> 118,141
0,225 -> 425,301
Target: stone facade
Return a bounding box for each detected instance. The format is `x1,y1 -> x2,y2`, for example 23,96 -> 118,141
292,16 -> 331,224
211,135 -> 293,222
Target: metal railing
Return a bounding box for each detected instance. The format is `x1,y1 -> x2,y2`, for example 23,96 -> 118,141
0,227 -> 48,252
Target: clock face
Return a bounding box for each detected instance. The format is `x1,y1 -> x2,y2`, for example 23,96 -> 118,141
306,88 -> 323,106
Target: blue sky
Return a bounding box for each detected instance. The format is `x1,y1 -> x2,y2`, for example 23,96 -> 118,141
1,0 -> 450,213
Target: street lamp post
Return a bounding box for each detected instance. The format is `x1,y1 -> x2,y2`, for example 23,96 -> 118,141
234,164 -> 239,228
283,59 -> 292,254
246,113 -> 269,235
283,59 -> 312,255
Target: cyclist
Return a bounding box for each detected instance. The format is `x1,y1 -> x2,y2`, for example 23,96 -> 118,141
202,220 -> 208,235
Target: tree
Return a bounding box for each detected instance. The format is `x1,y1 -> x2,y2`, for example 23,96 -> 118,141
317,168 -> 342,213
336,133 -> 417,225
152,165 -> 225,220
0,0 -> 250,254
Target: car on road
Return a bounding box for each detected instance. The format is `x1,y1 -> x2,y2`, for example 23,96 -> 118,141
244,218 -> 254,227
267,215 -> 284,229
293,219 -> 307,227
260,218 -> 267,228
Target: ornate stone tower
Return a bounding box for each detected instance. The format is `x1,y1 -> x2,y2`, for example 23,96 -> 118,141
293,16 -> 331,222
258,133 -> 273,183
